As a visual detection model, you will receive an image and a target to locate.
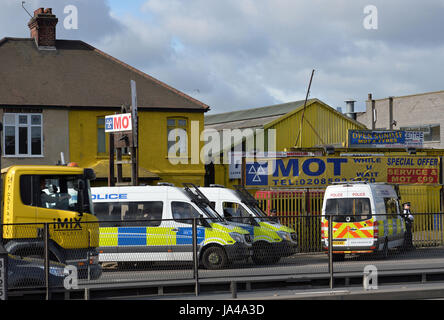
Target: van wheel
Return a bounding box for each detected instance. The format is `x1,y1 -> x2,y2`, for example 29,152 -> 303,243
381,239 -> 389,259
202,246 -> 228,270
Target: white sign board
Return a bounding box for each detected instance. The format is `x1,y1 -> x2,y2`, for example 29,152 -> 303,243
105,113 -> 132,133
228,152 -> 242,180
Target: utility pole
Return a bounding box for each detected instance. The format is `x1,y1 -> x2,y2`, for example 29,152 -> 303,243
130,80 -> 139,186
106,81 -> 139,186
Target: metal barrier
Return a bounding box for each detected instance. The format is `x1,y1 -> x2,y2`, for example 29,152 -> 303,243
2,214 -> 444,299
255,185 -> 444,249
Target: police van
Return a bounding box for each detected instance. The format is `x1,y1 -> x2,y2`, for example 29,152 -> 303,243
91,186 -> 252,269
321,182 -> 405,260
197,185 -> 298,264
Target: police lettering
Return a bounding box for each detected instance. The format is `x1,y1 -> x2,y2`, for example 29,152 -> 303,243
91,193 -> 128,200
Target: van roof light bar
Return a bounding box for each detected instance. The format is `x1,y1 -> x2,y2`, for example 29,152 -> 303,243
157,182 -> 175,186
209,184 -> 225,188
330,181 -> 368,185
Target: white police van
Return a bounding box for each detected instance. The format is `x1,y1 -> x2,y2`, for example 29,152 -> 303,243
91,185 -> 252,269
198,185 -> 298,264
321,182 -> 406,260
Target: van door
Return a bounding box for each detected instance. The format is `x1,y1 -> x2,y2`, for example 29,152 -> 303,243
35,175 -> 91,249
170,201 -> 205,261
325,197 -> 374,247
383,197 -> 401,243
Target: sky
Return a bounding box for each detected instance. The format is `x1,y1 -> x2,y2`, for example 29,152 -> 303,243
2,0 -> 444,114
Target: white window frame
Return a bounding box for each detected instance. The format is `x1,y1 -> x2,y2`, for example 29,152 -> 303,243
3,113 -> 43,157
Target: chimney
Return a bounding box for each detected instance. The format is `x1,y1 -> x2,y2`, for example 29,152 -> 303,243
28,8 -> 58,49
344,99 -> 356,120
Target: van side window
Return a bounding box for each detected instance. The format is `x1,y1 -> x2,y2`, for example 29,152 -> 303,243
20,175 -> 33,206
93,202 -> 122,221
171,202 -> 200,225
125,202 -> 163,226
94,201 -> 163,226
94,202 -> 111,221
222,202 -> 250,223
19,174 -> 88,213
384,198 -> 398,219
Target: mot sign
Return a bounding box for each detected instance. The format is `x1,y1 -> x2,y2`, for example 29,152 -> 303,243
105,113 -> 132,133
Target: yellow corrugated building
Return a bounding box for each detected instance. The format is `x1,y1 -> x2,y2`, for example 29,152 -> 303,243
205,98 -> 444,247
205,98 -> 366,188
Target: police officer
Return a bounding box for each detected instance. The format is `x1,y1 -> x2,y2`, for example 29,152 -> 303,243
270,208 -> 279,223
402,202 -> 414,249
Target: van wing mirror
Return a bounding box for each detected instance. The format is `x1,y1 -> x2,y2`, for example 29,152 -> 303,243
83,168 -> 96,181
199,214 -> 210,227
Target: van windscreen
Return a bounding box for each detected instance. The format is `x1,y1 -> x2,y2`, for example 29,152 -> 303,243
325,198 -> 371,222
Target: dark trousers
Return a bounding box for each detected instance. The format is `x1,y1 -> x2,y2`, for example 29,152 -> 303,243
405,222 -> 414,248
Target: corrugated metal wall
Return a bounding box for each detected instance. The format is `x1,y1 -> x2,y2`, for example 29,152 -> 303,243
265,100 -> 365,150
399,185 -> 443,246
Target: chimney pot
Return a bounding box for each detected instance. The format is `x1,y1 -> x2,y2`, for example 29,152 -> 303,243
34,8 -> 44,16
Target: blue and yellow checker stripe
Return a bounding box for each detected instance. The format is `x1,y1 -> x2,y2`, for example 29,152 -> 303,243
99,227 -> 206,247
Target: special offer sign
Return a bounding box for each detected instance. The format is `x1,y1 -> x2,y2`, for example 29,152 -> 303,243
245,156 -> 440,187
105,113 -> 132,133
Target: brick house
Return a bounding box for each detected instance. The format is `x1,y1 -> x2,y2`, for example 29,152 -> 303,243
0,8 -> 209,186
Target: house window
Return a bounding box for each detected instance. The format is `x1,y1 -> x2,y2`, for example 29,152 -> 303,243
167,118 -> 188,156
3,113 -> 42,156
97,117 -> 106,154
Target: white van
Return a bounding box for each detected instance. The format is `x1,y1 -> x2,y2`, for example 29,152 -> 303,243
198,185 -> 298,264
321,182 -> 406,259
91,186 -> 253,269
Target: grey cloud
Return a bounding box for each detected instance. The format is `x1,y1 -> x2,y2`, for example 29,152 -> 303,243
2,0 -> 444,115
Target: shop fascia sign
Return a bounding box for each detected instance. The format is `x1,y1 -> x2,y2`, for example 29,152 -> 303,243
105,113 -> 132,133
348,130 -> 423,148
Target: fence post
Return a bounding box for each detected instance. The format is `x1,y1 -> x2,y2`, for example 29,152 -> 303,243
44,223 -> 50,300
85,230 -> 91,300
328,214 -> 334,289
192,217 -> 200,296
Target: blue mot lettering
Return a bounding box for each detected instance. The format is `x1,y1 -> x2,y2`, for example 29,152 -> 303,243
303,158 -> 347,176
327,158 -> 348,175
302,158 -> 325,176
272,158 -> 348,178
273,159 -> 299,177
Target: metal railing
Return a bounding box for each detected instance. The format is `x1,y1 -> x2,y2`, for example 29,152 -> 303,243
2,213 -> 444,299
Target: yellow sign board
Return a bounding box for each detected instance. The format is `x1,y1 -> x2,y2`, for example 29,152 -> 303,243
244,156 -> 440,187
